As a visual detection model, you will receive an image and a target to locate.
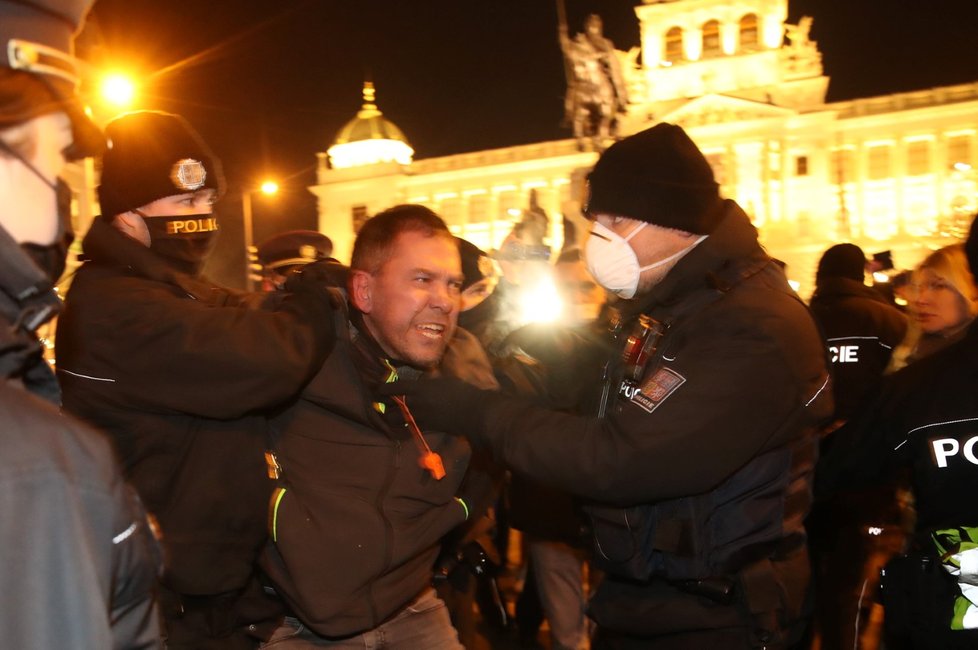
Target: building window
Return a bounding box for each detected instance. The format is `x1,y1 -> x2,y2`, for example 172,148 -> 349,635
739,14 -> 759,50
795,155 -> 809,177
832,149 -> 854,183
467,194 -> 488,225
867,145 -> 892,181
907,141 -> 931,176
701,20 -> 721,57
948,134 -> 972,169
439,197 -> 461,226
664,27 -> 684,63
352,205 -> 369,234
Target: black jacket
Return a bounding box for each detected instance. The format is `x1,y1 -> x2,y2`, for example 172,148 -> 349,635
0,228 -> 161,648
56,218 -> 334,596
460,202 -> 833,639
262,309 -> 498,638
816,320 -> 978,535
809,276 -> 908,419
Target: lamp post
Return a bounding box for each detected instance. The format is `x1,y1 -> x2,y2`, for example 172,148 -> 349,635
242,180 -> 279,290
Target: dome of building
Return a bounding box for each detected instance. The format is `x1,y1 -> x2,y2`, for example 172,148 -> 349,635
327,82 -> 414,169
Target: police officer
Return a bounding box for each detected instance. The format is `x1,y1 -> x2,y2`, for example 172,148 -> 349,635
0,0 -> 160,646
55,110 -> 337,648
806,242 -> 908,649
386,123 -> 833,649
257,229 -> 335,292
816,215 -> 978,649
810,243 -> 908,421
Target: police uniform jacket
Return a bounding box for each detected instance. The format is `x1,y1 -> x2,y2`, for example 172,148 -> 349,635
816,320 -> 978,536
456,201 -> 833,640
261,309 -> 498,638
55,218 -> 335,597
0,233 -> 161,648
809,276 -> 908,419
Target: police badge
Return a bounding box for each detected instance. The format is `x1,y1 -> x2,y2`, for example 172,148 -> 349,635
170,158 -> 207,191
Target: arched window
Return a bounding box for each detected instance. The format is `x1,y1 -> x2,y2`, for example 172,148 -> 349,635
701,20 -> 721,57
664,26 -> 683,63
739,13 -> 759,50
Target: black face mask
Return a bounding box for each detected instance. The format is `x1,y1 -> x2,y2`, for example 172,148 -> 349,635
19,179 -> 74,285
139,211 -> 220,275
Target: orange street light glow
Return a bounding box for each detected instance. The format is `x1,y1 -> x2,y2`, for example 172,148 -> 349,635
260,180 -> 279,195
100,73 -> 136,108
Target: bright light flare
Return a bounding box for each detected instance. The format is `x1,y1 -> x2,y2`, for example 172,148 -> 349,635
260,180 -> 279,195
100,73 -> 136,108
519,276 -> 563,324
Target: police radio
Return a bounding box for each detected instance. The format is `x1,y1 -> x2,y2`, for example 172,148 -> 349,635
621,315 -> 667,383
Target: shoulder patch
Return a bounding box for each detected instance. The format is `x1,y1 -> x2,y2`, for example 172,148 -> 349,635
631,367 -> 686,413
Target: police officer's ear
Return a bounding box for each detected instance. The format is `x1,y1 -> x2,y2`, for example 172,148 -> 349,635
112,211 -> 150,246
349,269 -> 374,314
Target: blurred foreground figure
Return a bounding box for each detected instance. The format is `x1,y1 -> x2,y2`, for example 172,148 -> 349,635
816,215 -> 978,649
386,123 -> 833,649
0,0 -> 161,647
56,110 -> 336,648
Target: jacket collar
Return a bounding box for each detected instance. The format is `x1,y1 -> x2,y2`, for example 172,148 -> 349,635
628,200 -> 770,319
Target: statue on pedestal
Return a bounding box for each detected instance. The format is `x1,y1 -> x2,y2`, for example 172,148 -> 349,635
557,2 -> 629,150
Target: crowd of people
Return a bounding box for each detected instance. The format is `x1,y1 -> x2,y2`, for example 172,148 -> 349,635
3,2 -> 978,650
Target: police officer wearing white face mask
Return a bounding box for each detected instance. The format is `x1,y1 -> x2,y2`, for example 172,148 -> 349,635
386,122 -> 833,649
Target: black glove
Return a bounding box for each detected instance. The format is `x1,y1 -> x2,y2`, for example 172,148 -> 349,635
377,377 -> 489,444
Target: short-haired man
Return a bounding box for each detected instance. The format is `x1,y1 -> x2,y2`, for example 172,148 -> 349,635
56,110 -> 336,648
0,0 -> 160,647
389,124 -> 834,649
261,204 -> 498,648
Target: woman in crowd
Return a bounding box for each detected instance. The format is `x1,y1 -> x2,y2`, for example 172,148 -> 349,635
890,244 -> 978,370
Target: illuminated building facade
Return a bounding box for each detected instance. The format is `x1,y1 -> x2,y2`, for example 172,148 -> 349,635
312,0 -> 978,296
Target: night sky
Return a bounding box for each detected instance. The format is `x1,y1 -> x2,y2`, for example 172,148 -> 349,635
79,0 -> 978,287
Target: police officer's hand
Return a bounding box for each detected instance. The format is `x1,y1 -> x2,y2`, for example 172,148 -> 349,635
285,259 -> 349,293
377,377 -> 488,443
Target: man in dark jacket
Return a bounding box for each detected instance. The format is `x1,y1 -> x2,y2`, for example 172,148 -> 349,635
388,124 -> 833,649
56,111 -> 336,648
260,205 -> 498,648
815,216 -> 978,649
0,0 -> 160,647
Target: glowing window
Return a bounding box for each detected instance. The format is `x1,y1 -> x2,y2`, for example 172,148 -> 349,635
948,135 -> 972,168
739,14 -> 758,50
664,27 -> 684,63
907,141 -> 931,176
702,20 -> 721,57
867,145 -> 892,181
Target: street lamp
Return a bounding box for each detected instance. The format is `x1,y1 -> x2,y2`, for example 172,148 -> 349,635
242,180 -> 279,290
99,72 -> 137,110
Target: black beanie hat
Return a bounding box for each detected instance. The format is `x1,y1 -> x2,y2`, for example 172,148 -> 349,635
456,237 -> 493,291
98,110 -> 224,219
966,213 -> 978,276
585,123 -> 723,234
817,243 -> 866,282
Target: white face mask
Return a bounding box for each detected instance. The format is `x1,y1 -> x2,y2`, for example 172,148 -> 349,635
584,221 -> 706,299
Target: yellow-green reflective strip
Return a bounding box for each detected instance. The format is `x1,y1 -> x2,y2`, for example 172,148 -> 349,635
455,496 -> 469,520
271,488 -> 287,542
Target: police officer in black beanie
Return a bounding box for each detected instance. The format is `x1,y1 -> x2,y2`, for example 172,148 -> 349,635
56,110 -> 338,649
816,214 -> 978,649
383,122 -> 833,649
0,1 -> 162,647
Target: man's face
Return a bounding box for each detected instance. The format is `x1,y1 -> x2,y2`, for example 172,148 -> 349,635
590,214 -> 696,295
0,111 -> 72,244
354,231 -> 463,368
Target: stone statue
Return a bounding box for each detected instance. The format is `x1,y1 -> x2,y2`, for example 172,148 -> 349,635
785,16 -> 813,50
557,2 -> 629,150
